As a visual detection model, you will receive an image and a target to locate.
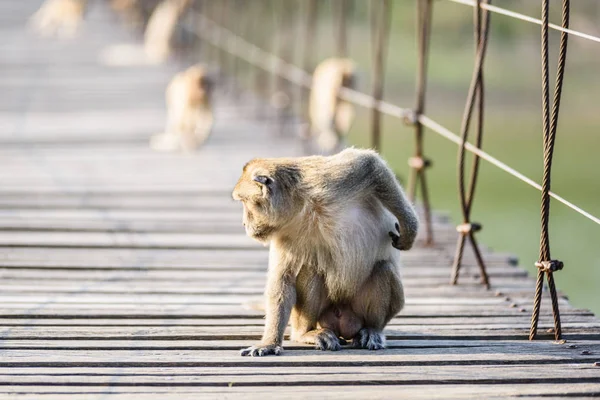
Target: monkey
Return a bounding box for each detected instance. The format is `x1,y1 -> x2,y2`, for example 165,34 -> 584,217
108,0 -> 147,29
244,300 -> 363,344
308,58 -> 356,155
143,0 -> 191,63
317,304 -> 363,342
28,0 -> 87,38
150,64 -> 214,153
231,147 -> 419,356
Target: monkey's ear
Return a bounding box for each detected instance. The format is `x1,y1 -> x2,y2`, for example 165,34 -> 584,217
253,175 -> 272,186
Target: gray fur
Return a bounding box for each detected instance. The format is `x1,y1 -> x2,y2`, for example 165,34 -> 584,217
232,148 -> 419,356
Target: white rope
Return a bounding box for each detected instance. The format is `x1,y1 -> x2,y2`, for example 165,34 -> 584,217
447,0 -> 600,44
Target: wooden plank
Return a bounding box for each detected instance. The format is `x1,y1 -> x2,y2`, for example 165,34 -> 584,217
0,347 -> 598,364
0,366 -> 598,386
1,338 -> 598,349
0,384 -> 598,399
2,326 -> 597,340
0,315 -> 594,327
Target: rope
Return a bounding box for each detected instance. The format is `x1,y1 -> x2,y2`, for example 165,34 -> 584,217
530,0 -> 570,342
451,0 -> 491,288
408,0 -> 434,245
187,12 -> 600,227
446,0 -> 600,44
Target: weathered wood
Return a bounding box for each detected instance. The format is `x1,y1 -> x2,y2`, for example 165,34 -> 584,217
0,0 -> 597,398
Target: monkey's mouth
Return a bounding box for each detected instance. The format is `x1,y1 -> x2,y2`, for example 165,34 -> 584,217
246,225 -> 275,241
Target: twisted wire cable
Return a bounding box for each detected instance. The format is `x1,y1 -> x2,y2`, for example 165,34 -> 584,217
450,0 -> 491,288
530,0 -> 570,342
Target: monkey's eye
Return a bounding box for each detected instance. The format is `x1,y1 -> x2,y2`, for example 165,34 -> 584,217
253,175 -> 272,186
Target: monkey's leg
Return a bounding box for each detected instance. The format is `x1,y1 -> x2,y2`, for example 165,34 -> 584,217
334,101 -> 354,137
240,266 -> 296,357
192,109 -> 214,147
149,109 -> 180,152
350,260 -> 404,350
290,269 -> 340,351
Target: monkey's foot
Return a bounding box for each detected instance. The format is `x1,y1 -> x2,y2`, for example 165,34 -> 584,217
295,328 -> 342,351
314,329 -> 342,351
353,328 -> 386,350
240,344 -> 282,357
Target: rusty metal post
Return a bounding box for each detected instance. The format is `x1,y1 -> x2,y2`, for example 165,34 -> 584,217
215,0 -> 228,82
253,0 -> 269,117
272,0 -> 294,135
333,0 -> 348,57
408,0 -> 434,245
300,0 -> 317,119
369,0 -> 392,152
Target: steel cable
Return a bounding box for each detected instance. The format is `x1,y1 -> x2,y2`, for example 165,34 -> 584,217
530,0 -> 570,342
450,0 -> 491,288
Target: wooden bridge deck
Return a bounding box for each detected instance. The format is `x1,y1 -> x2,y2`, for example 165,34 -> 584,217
1,1 -> 599,398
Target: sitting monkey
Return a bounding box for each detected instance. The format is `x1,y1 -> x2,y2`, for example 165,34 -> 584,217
108,0 -> 147,29
232,148 -> 419,356
308,58 -> 356,154
143,0 -> 191,63
29,0 -> 87,38
150,64 -> 214,153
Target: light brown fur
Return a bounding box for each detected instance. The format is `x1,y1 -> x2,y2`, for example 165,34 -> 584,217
29,0 -> 87,38
232,148 -> 418,356
308,58 -> 356,154
150,64 -> 214,153
143,0 -> 191,63
108,0 -> 148,29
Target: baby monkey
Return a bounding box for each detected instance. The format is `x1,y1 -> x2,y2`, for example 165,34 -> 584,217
150,64 -> 214,153
308,57 -> 356,154
232,148 -> 418,356
317,304 -> 363,345
29,0 -> 87,38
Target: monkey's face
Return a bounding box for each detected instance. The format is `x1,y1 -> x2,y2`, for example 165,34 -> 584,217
232,160 -> 299,243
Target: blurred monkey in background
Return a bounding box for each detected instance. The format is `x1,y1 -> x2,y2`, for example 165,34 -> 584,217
108,0 -> 149,29
143,0 -> 192,63
308,58 -> 356,154
98,0 -> 189,66
29,0 -> 87,38
150,64 -> 214,153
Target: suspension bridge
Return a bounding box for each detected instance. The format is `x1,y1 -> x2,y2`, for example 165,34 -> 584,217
0,0 -> 599,398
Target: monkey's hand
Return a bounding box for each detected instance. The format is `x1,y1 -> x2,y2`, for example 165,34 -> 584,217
240,343 -> 283,357
389,222 -> 406,250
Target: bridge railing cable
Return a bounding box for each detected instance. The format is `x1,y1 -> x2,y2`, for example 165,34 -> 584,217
451,0 -> 491,289
186,0 -> 599,341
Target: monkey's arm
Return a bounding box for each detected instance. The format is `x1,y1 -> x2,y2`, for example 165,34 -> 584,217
240,247 -> 296,357
373,157 -> 419,250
